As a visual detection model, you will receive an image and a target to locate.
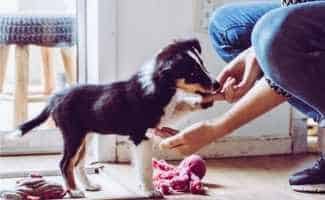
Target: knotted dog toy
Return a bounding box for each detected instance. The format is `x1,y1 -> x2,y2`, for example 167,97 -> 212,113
0,174 -> 66,200
153,154 -> 207,195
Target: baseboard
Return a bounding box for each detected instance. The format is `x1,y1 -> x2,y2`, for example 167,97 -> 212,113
1,132 -> 294,162
0,129 -> 62,156
0,147 -> 61,156
117,135 -> 293,162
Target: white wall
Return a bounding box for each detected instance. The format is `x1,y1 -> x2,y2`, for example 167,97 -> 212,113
117,0 -> 224,78
0,0 -> 18,12
117,0 -> 200,79
114,0 -> 290,138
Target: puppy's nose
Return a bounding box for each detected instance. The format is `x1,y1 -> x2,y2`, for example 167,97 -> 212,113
213,81 -> 220,90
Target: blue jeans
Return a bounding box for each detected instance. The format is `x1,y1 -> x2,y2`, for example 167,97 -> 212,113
208,0 -> 325,123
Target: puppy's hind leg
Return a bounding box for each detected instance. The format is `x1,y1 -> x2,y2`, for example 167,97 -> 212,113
75,134 -> 101,192
60,132 -> 87,198
132,138 -> 162,198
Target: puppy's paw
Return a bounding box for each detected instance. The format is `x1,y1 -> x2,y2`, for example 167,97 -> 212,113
85,183 -> 101,191
138,183 -> 163,198
142,190 -> 163,199
69,189 -> 86,198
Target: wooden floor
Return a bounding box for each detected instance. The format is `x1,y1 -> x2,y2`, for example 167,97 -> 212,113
1,154 -> 325,199
202,155 -> 324,200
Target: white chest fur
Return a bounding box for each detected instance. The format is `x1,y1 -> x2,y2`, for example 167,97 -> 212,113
158,90 -> 202,128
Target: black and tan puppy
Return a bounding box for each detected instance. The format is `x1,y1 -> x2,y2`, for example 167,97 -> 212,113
6,39 -> 219,198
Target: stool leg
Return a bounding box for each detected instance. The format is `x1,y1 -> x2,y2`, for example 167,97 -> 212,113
41,47 -> 54,94
60,47 -> 76,85
14,45 -> 29,126
0,45 -> 9,92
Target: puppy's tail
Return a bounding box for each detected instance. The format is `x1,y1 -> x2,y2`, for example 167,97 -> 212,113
5,105 -> 51,140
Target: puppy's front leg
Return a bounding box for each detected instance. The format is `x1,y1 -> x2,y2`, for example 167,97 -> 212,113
132,138 -> 162,198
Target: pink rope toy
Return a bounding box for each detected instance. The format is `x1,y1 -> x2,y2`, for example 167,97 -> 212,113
152,154 -> 207,195
0,173 -> 66,200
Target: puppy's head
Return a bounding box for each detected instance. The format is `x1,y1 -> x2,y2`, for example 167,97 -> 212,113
155,38 -> 220,96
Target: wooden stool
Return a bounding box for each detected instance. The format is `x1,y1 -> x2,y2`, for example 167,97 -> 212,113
0,14 -> 76,126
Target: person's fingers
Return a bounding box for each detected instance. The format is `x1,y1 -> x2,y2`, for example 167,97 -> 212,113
159,136 -> 184,150
226,78 -> 236,102
236,54 -> 254,90
233,55 -> 260,100
216,68 -> 230,86
220,77 -> 229,93
232,80 -> 248,101
223,77 -> 236,102
217,53 -> 245,85
237,52 -> 258,89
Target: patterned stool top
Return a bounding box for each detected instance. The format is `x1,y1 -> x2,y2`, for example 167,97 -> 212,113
0,14 -> 76,47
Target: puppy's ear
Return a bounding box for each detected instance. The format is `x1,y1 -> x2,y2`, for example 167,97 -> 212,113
186,38 -> 202,54
173,38 -> 202,54
157,38 -> 201,61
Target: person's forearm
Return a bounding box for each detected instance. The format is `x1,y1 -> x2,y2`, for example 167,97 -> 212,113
210,78 -> 286,137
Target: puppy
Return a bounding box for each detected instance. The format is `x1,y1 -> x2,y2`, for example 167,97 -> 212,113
6,38 -> 219,198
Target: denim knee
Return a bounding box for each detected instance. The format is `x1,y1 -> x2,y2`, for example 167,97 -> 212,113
208,5 -> 252,62
252,5 -> 324,121
251,7 -> 291,84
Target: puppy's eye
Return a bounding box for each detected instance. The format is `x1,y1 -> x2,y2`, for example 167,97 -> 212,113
190,72 -> 195,77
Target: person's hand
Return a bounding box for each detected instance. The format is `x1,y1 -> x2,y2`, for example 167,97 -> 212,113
217,47 -> 262,103
159,121 -> 222,155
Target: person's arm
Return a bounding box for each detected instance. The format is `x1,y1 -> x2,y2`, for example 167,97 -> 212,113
159,78 -> 287,155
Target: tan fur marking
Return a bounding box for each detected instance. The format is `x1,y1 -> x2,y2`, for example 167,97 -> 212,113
176,79 -> 207,93
74,142 -> 86,167
66,138 -> 86,190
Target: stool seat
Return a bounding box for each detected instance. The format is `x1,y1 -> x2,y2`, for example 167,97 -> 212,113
0,14 -> 76,47
0,14 -> 77,127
